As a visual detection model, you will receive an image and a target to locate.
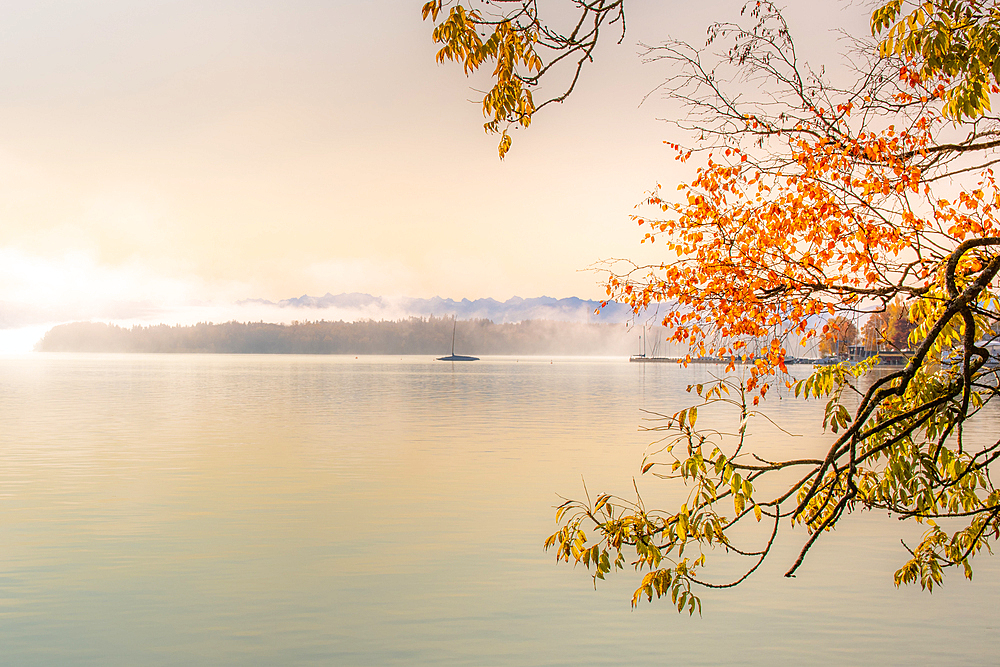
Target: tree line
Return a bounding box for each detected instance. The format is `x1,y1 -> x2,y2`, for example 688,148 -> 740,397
819,299 -> 920,357
36,317 -> 639,356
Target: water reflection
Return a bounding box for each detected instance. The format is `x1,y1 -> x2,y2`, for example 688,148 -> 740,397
0,354 -> 996,665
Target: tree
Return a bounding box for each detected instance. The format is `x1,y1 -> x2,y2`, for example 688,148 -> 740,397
429,0 -> 1000,612
819,316 -> 858,357
863,296 -> 919,352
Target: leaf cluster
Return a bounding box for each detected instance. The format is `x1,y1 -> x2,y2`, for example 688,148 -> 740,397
874,0 -> 1000,120
423,0 -> 625,157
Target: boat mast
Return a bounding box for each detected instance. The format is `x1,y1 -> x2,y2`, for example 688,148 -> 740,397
451,318 -> 457,356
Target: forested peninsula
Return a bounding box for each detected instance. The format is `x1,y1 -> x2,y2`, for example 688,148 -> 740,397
36,317 -> 642,356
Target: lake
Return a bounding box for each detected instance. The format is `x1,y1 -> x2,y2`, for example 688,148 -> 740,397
1,354 -> 997,665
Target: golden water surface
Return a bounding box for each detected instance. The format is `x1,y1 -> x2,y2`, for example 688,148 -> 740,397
0,354 -> 997,665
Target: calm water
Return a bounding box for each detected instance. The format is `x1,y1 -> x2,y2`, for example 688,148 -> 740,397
1,354 -> 998,665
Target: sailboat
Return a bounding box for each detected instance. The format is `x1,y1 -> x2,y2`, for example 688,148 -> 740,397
436,319 -> 479,361
629,325 -> 676,363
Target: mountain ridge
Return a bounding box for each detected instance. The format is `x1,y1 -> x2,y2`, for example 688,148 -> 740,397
237,293 -> 639,324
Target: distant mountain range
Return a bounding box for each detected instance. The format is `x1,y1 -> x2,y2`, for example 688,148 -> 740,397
238,293 -> 643,324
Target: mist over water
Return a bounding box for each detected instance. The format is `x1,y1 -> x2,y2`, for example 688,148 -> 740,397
2,293 -> 637,354
36,319 -> 659,357
1,354 -> 996,665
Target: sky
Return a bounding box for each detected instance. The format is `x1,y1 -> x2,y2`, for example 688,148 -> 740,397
0,1 -> 869,351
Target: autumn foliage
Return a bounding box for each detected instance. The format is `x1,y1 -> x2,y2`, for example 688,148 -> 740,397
422,0 -> 625,158
862,297 -> 918,351
429,0 -> 1000,613
818,316 -> 858,357
608,79 -> 1000,396
574,0 -> 1000,610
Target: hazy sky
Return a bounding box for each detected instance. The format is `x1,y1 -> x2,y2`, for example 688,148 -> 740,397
0,1 -> 868,348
